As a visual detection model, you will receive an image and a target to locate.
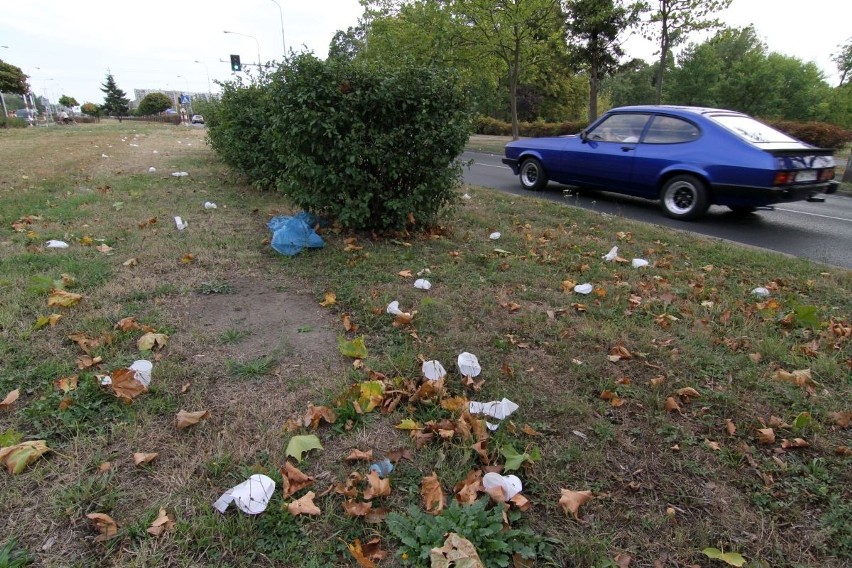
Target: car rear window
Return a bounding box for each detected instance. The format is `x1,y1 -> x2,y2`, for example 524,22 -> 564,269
709,114 -> 798,144
643,115 -> 699,144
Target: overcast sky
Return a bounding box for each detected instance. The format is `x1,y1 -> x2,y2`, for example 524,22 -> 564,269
1,0 -> 848,106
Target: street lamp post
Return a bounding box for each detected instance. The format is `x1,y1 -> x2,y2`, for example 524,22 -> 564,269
223,30 -> 261,68
194,60 -> 212,100
269,0 -> 286,56
177,75 -> 192,116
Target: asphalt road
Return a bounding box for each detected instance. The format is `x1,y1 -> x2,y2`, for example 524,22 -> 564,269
462,151 -> 852,269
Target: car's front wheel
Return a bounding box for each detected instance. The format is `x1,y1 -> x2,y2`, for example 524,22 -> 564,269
519,158 -> 548,191
660,174 -> 710,220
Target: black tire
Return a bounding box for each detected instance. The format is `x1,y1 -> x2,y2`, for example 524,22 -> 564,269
660,174 -> 710,220
519,157 -> 548,191
727,205 -> 757,215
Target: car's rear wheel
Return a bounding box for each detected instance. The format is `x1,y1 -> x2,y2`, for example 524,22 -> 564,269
660,174 -> 710,220
519,158 -> 547,191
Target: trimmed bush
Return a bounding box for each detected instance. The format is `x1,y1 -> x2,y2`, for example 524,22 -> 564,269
767,119 -> 852,150
266,54 -> 472,231
473,116 -> 587,137
205,77 -> 283,190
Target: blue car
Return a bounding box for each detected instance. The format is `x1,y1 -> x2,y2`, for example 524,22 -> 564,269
502,105 -> 838,220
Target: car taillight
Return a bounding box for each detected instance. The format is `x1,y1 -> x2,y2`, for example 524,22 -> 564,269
774,171 -> 793,185
819,168 -> 835,181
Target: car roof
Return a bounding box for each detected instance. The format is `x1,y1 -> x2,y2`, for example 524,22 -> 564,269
608,105 -> 749,118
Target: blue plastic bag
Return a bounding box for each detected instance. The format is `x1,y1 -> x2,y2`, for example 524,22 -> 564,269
268,212 -> 324,256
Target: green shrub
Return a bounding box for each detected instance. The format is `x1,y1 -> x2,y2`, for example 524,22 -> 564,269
386,498 -> 554,567
205,76 -> 284,190
472,116 -> 587,138
266,54 -> 472,230
767,119 -> 852,149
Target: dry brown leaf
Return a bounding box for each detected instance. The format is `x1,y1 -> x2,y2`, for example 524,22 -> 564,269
664,397 -> 681,413
521,424 -> 541,436
453,470 -> 483,505
705,439 -> 721,451
48,289 -> 83,308
757,428 -> 776,445
835,446 -> 852,456
108,368 -> 147,402
363,470 -> 391,500
650,376 -> 666,387
115,316 -> 143,332
147,508 -> 174,537
348,538 -> 378,568
122,257 -> 138,267
781,438 -> 810,449
773,368 -> 818,389
608,345 -> 632,362
430,533 -> 485,568
0,440 -> 50,474
319,291 -> 337,307
440,396 -> 469,414
398,269 -> 413,278
304,404 -> 337,429
179,253 -> 194,264
614,553 -> 633,568
137,332 -> 168,351
828,411 -> 851,428
86,512 -> 119,542
288,491 -> 321,516
67,332 -> 103,354
422,472 -> 446,515
281,461 -> 315,498
725,419 -> 737,436
133,452 -> 158,466
344,449 -> 373,462
676,387 -> 701,400
76,355 -> 103,370
748,352 -> 762,363
176,409 -> 210,429
0,389 -> 20,409
343,500 -> 373,517
386,447 -> 413,463
559,489 -> 593,521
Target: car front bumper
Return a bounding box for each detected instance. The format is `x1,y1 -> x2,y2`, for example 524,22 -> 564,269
502,158 -> 519,174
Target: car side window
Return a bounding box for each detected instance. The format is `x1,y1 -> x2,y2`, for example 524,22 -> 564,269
643,116 -> 699,144
588,114 -> 650,143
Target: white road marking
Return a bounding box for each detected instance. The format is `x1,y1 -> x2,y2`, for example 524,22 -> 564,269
774,207 -> 852,223
474,162 -> 511,169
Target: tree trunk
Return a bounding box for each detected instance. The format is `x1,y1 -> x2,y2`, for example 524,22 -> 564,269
509,36 -> 521,140
843,154 -> 852,183
589,60 -> 600,122
655,10 -> 669,105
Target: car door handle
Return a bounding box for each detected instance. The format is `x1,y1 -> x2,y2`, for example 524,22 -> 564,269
620,146 -> 635,152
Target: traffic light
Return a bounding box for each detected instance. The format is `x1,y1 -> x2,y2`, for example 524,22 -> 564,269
230,54 -> 241,72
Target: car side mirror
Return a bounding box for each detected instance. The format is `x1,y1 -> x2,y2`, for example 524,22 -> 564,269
580,129 -> 588,143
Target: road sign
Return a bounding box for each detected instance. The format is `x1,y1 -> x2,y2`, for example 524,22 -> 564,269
179,94 -> 190,104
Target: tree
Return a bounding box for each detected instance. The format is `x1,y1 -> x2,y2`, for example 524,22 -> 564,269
642,0 -> 731,104
328,25 -> 367,62
453,0 -> 565,139
100,73 -> 130,121
58,95 -> 79,108
831,37 -> 852,87
81,103 -> 101,119
0,59 -> 29,94
565,0 -> 641,121
137,92 -> 172,116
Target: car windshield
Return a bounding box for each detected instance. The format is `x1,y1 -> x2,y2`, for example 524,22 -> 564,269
709,114 -> 798,144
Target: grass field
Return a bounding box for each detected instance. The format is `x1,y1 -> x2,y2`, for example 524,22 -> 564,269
1,123 -> 850,567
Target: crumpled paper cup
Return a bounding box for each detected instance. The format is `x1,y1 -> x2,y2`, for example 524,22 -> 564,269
482,472 -> 522,501
212,474 -> 275,515
422,360 -> 446,381
129,360 -> 152,388
602,246 -> 618,261
574,283 -> 593,294
457,352 -> 481,377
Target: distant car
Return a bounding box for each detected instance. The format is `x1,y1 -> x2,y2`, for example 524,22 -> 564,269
191,114 -> 204,124
502,105 -> 838,220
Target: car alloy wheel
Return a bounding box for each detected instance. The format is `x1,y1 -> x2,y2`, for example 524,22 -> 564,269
520,157 -> 547,191
661,174 -> 709,220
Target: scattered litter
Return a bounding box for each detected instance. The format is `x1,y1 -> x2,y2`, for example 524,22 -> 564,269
602,246 -> 618,261
174,216 -> 188,230
572,430 -> 588,440
46,240 -> 69,249
203,202 -> 217,209
462,193 -> 471,200
267,212 -> 324,256
152,150 -> 159,154
457,352 -> 481,378
101,154 -> 109,158
574,283 -> 593,294
469,398 -> 519,430
631,258 -> 649,268
212,474 -> 276,515
147,167 -> 156,173
386,301 -> 402,316
489,232 -> 501,240
482,472 -> 522,501
177,141 -> 182,144
752,287 -> 770,297
129,360 -> 153,388
129,143 -> 139,147
417,268 -> 431,276
99,376 -> 112,386
171,172 -> 189,177
422,360 -> 446,381
414,279 -> 431,290
370,459 -> 394,478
